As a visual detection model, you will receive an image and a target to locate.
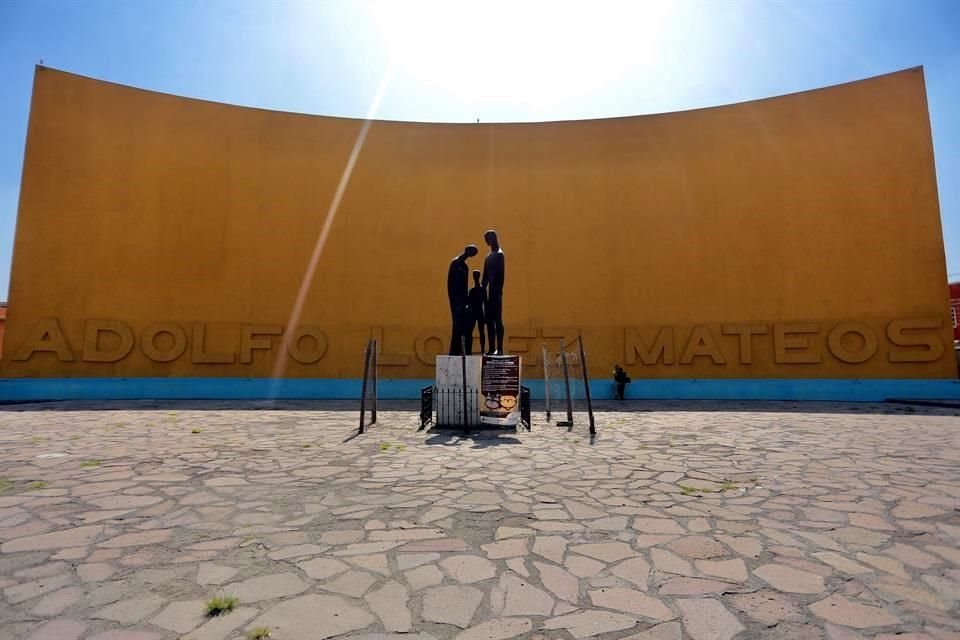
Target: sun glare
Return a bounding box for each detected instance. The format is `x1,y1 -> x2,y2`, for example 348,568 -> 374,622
367,0 -> 679,114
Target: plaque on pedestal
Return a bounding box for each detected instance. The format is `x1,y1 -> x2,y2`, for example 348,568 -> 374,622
480,354 -> 521,426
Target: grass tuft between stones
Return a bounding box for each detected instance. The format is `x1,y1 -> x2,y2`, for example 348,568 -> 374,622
246,627 -> 271,640
204,595 -> 239,616
80,460 -> 102,468
0,479 -> 12,494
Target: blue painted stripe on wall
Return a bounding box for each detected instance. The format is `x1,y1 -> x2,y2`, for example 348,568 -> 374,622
0,378 -> 958,403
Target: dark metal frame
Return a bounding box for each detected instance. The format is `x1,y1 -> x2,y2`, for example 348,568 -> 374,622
358,338 -> 378,434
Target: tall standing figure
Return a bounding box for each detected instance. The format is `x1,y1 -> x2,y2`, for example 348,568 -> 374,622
447,245 -> 478,355
481,229 -> 505,355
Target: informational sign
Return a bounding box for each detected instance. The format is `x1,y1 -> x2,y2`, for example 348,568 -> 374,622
480,355 -> 521,426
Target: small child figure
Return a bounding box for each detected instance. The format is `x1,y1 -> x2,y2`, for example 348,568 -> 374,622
613,364 -> 631,401
468,270 -> 487,355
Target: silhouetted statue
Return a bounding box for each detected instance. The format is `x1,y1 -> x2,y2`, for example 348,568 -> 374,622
482,229 -> 505,355
448,245 -> 478,355
468,270 -> 487,355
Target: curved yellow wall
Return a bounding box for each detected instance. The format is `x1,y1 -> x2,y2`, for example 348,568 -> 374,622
2,67 -> 955,380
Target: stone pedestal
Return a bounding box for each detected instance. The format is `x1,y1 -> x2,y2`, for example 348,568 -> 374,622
435,355 -> 482,426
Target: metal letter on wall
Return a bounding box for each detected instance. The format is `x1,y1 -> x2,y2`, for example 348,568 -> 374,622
81,319 -> 135,362
721,324 -> 768,364
12,318 -> 75,362
240,325 -> 282,364
827,322 -> 878,364
415,329 -> 446,366
679,326 -> 727,365
773,323 -> 822,364
887,318 -> 944,363
287,327 -> 327,364
190,323 -> 235,364
140,323 -> 188,362
624,327 -> 674,366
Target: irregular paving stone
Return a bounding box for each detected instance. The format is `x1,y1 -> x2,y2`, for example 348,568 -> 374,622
571,542 -> 637,562
226,571 -> 309,602
422,585 -> 484,628
149,599 -> 207,634
533,536 -> 568,563
441,555 -> 497,583
482,538 -> 529,559
808,594 -> 902,628
396,553 -> 441,570
405,564 -> 444,590
590,587 -> 675,621
365,580 -> 412,632
754,563 -> 826,593
892,502 -> 947,519
716,534 -> 763,558
77,562 -> 115,582
665,536 -> 727,559
316,570 -> 377,597
266,543 -> 328,560
491,572 -> 555,616
633,517 -> 686,534
566,554 -> 607,577
659,577 -> 737,595
299,556 -> 350,580
855,553 -> 910,579
1,525 -> 103,552
196,563 -> 239,585
249,595 -> 374,640
812,552 -> 872,575
4,573 -> 73,604
455,617 -> 533,640
730,589 -> 806,625
695,558 -> 748,582
884,543 -> 942,569
24,619 -> 86,640
402,538 -> 471,552
650,548 -> 695,576
86,632 -> 163,640
620,621 -> 682,640
92,593 -> 165,624
535,561 -> 580,601
347,553 -> 390,575
543,609 -> 639,638
98,528 -> 172,548
676,598 -> 745,640
610,557 -> 652,590
29,586 -> 83,616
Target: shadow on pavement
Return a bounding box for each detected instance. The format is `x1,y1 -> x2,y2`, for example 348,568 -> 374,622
1,398 -> 958,417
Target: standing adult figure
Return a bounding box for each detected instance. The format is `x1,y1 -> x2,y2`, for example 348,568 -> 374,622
447,245 -> 478,355
481,229 -> 505,355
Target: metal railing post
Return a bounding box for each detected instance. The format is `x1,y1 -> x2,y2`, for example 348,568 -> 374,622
359,338 -> 372,434
578,333 -> 596,435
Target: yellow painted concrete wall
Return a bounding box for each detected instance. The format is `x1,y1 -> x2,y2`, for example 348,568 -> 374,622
2,67 -> 955,380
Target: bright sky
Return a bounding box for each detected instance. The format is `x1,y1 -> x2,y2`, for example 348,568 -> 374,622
0,0 -> 958,300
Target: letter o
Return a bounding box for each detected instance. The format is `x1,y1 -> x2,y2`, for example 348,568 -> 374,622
140,323 -> 187,362
415,330 -> 446,365
827,322 -> 878,364
288,327 -> 327,364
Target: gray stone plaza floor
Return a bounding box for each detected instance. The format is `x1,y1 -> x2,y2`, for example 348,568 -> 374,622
1,400 -> 959,640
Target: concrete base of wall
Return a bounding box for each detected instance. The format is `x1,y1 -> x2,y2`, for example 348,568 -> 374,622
1,378 -> 959,403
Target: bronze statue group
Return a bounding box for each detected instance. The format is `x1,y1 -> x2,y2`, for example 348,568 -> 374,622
447,229 -> 505,356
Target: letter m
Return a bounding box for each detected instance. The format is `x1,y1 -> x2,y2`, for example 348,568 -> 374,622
625,327 -> 674,365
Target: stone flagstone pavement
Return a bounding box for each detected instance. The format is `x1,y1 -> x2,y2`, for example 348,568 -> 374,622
0,399 -> 958,640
